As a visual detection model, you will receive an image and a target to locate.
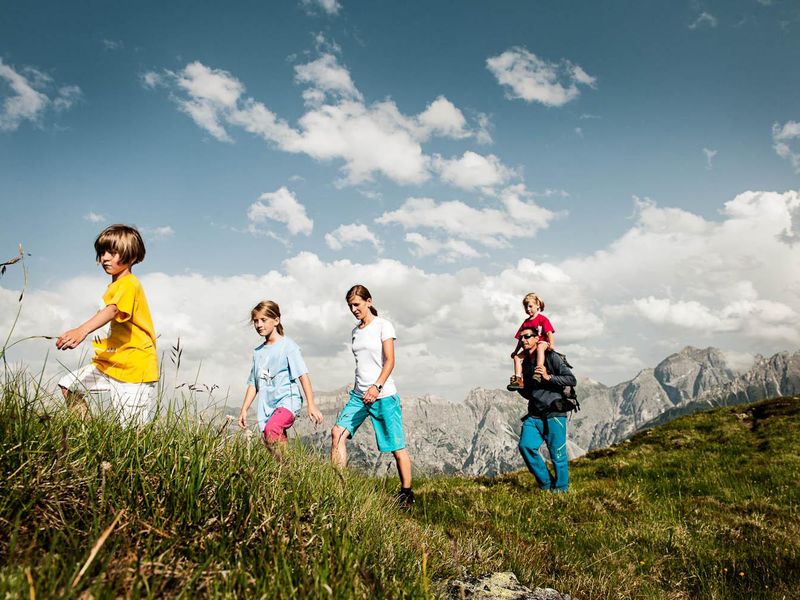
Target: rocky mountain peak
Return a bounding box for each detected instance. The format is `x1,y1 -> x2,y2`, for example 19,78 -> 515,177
654,346 -> 735,404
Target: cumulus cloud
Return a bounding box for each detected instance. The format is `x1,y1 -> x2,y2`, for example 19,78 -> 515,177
294,53 -> 361,105
0,59 -> 81,132
6,190 -> 799,402
432,151 -> 515,192
377,185 -> 558,248
486,47 -> 596,107
247,187 -> 314,236
325,223 -> 382,252
772,120 -> 800,173
147,56 -> 489,186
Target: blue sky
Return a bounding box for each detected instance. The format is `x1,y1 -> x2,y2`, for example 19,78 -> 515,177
2,0 -> 800,402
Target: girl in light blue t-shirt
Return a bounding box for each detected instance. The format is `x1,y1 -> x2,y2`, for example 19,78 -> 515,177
237,300 -> 323,447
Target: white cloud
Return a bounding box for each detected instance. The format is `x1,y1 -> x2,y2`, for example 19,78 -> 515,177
432,151 -> 515,192
703,147 -> 717,169
5,191 -> 800,402
102,39 -> 123,50
0,59 -> 80,132
142,226 -> 176,240
475,112 -> 493,145
486,47 -> 596,107
416,96 -> 471,140
149,57 -> 495,186
376,184 -> 558,248
248,187 -> 314,236
325,223 -> 382,252
83,212 -> 106,224
404,233 -> 482,263
294,53 -> 361,105
141,71 -> 164,89
301,0 -> 341,15
773,120 -> 800,173
689,11 -> 718,29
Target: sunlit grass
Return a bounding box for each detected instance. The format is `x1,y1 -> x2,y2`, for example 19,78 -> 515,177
1,365 -> 798,598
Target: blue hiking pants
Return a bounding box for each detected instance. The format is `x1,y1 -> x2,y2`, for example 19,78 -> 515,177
518,416 -> 568,491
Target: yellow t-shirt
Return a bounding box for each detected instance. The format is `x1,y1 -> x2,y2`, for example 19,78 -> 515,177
92,273 -> 159,383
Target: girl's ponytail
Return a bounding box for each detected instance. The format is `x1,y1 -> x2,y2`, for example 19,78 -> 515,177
250,300 -> 285,335
346,284 -> 378,316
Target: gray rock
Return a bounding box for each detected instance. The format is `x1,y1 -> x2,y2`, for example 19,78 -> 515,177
446,572 -> 571,599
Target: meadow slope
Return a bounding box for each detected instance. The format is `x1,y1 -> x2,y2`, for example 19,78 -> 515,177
1,377 -> 798,599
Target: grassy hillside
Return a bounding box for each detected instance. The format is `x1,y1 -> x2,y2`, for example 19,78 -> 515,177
1,374 -> 798,598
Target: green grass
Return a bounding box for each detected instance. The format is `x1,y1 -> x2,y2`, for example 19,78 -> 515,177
414,396 -> 800,599
1,371 -> 798,599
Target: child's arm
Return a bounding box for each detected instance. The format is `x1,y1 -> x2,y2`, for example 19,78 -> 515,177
510,338 -> 523,358
298,374 -> 323,424
238,385 -> 257,428
56,304 -> 119,350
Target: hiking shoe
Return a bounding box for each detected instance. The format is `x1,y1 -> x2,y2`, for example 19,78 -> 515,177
396,488 -> 415,508
506,375 -> 524,391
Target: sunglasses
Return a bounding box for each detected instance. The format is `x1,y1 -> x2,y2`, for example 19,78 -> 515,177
519,333 -> 538,340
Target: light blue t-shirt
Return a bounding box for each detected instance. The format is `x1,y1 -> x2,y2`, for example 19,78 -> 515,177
246,336 -> 308,431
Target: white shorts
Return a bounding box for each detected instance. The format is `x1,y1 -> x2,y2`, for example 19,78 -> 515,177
58,364 -> 156,426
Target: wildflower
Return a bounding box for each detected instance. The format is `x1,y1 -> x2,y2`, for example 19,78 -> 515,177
739,571 -> 745,577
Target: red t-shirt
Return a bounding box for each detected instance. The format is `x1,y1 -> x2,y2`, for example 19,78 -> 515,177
515,313 -> 555,340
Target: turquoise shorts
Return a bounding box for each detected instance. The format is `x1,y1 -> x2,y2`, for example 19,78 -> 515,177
335,390 -> 406,452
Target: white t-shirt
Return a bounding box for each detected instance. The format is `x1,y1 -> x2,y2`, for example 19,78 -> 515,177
351,316 -> 397,398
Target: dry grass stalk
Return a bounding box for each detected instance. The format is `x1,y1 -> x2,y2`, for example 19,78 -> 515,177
71,509 -> 127,589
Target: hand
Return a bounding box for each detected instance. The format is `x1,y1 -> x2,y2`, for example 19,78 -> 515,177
510,351 -> 518,358
56,327 -> 87,350
362,384 -> 379,404
534,365 -> 550,381
237,409 -> 247,429
307,405 -> 323,425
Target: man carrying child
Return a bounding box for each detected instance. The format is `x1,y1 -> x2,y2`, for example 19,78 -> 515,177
515,325 -> 576,492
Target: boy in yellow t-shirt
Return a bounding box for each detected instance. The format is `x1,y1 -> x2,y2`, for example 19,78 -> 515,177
56,224 -> 159,425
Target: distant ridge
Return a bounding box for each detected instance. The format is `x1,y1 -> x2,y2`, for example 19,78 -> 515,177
235,346 -> 800,476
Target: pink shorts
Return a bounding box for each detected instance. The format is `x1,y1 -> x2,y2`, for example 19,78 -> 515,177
263,407 -> 295,443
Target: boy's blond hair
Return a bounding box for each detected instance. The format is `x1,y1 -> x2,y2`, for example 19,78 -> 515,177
522,292 -> 545,311
94,224 -> 146,266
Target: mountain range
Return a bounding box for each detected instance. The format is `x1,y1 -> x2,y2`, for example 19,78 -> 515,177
241,346 -> 800,476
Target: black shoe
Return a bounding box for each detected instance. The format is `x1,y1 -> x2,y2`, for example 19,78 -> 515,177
396,487 -> 415,508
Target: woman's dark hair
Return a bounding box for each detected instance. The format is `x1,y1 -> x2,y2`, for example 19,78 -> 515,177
346,284 -> 378,316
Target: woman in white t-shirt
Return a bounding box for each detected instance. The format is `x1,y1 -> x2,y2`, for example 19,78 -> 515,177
331,284 -> 414,506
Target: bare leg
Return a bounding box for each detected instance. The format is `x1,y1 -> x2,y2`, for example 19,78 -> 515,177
536,342 -> 547,369
392,448 -> 412,488
60,385 -> 88,418
331,425 -> 350,468
513,353 -> 524,378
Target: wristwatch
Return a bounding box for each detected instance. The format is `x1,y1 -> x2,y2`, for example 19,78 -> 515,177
373,383 -> 383,392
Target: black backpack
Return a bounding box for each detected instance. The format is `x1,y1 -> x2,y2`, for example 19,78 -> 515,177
548,383 -> 580,414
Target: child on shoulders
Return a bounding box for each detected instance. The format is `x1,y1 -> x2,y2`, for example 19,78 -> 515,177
507,292 -> 554,391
